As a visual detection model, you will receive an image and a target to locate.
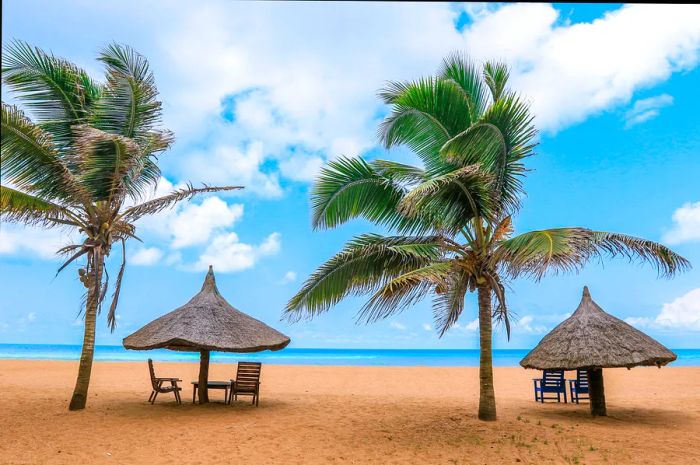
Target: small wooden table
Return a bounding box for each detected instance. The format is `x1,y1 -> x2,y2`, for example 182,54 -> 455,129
191,380 -> 232,403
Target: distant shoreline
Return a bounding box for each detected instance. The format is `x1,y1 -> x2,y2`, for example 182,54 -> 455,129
2,344 -> 699,366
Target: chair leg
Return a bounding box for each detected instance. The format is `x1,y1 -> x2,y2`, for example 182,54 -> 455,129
175,389 -> 182,404
152,391 -> 158,404
148,390 -> 155,403
193,385 -> 197,404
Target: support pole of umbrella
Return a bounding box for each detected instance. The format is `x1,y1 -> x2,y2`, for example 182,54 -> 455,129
587,368 -> 606,416
198,350 -> 210,403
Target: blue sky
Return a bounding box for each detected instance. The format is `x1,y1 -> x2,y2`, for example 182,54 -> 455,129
1,2 -> 699,349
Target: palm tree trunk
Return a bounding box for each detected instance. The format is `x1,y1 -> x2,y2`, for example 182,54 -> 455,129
68,256 -> 103,411
477,284 -> 496,421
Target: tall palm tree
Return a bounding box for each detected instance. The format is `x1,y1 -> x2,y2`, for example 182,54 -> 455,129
1,41 -> 241,410
285,55 -> 689,421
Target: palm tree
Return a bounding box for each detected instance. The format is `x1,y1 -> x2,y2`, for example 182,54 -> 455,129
0,41 -> 241,410
285,54 -> 689,421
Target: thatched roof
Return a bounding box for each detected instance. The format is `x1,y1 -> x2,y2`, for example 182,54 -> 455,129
520,286 -> 676,370
123,266 -> 290,353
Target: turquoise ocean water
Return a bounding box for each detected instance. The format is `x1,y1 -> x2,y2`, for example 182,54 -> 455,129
1,344 -> 699,366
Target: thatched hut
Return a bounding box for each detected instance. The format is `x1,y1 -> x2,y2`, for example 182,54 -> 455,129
124,266 -> 290,403
520,286 -> 676,416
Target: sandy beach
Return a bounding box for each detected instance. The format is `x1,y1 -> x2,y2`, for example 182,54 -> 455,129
1,361 -> 698,465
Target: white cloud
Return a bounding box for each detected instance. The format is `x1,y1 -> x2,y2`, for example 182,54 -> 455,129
515,315 -> 548,334
6,3 -> 700,208
453,318 -> 480,332
26,312 -> 36,323
459,4 -> 700,133
626,288 -> 700,331
157,2 -> 699,186
624,94 -> 674,127
280,271 -> 297,284
663,201 -> 700,244
170,197 -> 244,248
422,323 -> 432,331
181,143 -> 282,198
655,288 -> 700,330
0,225 -> 77,260
194,231 -> 281,273
258,232 -> 281,256
130,247 -> 164,266
390,321 -> 407,331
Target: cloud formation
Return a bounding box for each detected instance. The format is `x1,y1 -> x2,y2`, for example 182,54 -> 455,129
663,201 -> 700,244
147,2 -> 700,191
624,94 -> 674,127
130,247 -> 164,266
194,232 -> 281,272
626,288 -> 700,331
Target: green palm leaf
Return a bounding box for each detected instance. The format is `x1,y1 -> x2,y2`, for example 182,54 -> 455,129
311,156 -> 429,233
378,77 -> 472,176
495,228 -> 691,279
93,43 -> 161,142
483,61 -> 510,102
360,261 -> 453,324
1,103 -> 87,202
398,164 -> 493,233
0,185 -> 79,227
2,40 -> 100,150
285,234 -> 442,321
441,93 -> 536,214
439,52 -> 489,123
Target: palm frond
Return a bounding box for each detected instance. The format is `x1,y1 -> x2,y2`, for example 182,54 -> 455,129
311,156 -> 429,233
71,125 -> 143,202
0,185 -> 80,227
432,267 -> 471,336
398,164 -> 493,233
378,77 -> 471,176
107,238 -> 126,331
93,43 -> 161,142
483,61 -> 510,102
1,104 -> 88,202
360,262 -> 453,324
439,52 -> 489,123
2,39 -> 100,149
496,228 -> 691,280
370,159 -> 426,185
441,92 -> 536,214
285,234 -> 442,321
120,184 -> 243,222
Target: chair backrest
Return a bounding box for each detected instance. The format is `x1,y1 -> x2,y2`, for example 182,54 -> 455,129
147,359 -> 159,389
542,369 -> 564,386
235,362 -> 262,389
577,369 -> 589,388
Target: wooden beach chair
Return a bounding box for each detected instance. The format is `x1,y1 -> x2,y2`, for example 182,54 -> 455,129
147,359 -> 182,404
533,369 -> 567,403
568,369 -> 590,404
228,362 -> 262,406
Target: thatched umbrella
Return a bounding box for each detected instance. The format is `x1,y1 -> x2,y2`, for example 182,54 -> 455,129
520,286 -> 676,416
123,266 -> 290,403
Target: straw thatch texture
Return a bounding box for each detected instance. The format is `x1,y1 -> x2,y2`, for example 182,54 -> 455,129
123,266 -> 290,353
520,287 -> 676,370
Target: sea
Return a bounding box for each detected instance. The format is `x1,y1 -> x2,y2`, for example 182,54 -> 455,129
1,344 -> 699,367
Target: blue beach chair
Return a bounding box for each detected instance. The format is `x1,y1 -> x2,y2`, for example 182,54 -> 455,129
533,369 -> 567,403
568,369 -> 590,404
